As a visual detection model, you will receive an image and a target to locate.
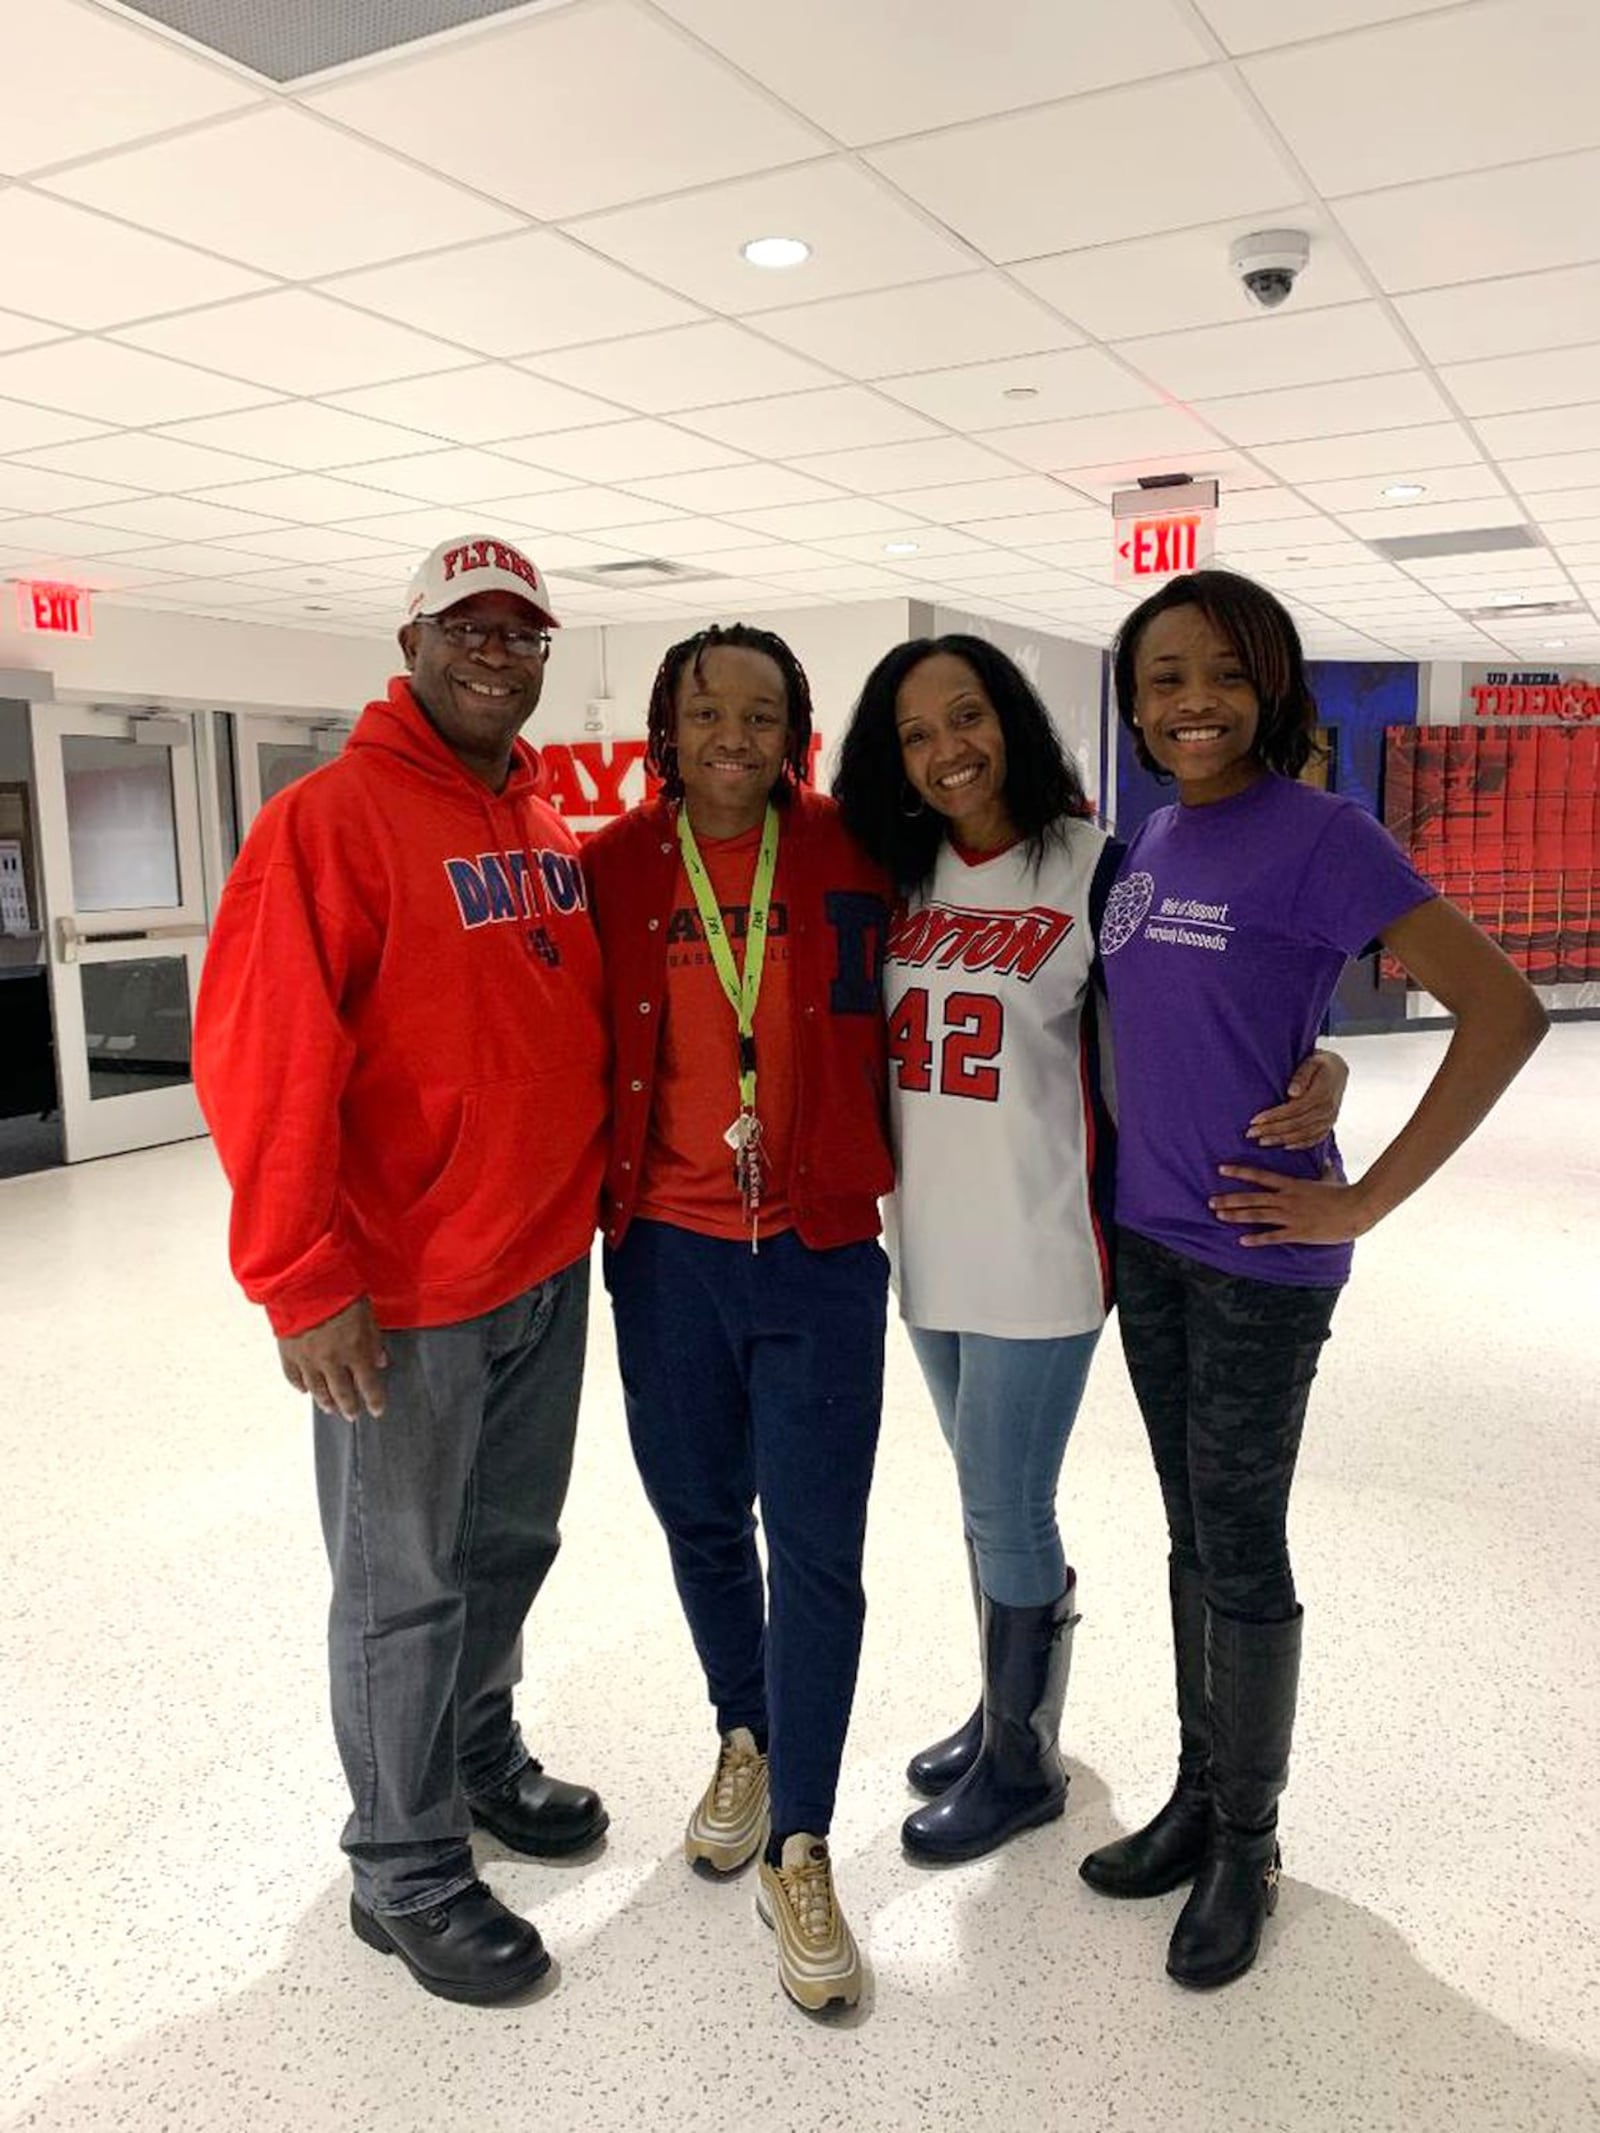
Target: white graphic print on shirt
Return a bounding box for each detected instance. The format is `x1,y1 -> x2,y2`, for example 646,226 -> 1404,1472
883,819 -> 1111,1339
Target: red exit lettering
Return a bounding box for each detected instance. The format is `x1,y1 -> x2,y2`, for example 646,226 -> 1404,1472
1121,516 -> 1201,578
19,581 -> 92,636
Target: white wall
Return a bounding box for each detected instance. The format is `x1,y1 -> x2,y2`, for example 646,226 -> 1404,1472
0,600 -> 390,715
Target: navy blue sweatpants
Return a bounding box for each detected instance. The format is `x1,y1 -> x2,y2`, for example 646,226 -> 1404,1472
603,1219 -> 888,1837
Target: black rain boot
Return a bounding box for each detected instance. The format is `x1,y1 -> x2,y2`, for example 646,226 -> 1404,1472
1166,1605 -> 1302,1990
1080,1555 -> 1210,1897
901,1574 -> 1079,1864
906,1535 -> 983,1798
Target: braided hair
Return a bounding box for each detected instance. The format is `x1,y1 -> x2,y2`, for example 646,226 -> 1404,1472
644,622 -> 814,801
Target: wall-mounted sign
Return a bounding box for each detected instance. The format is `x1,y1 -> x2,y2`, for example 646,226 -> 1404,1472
16,580 -> 93,636
1112,481 -> 1218,589
1463,667 -> 1600,722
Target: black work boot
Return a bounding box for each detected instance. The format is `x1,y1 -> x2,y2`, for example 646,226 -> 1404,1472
1166,1605 -> 1302,1989
1080,1555 -> 1210,1897
350,1879 -> 550,2003
469,1757 -> 608,1857
906,1535 -> 983,1799
901,1575 -> 1079,1863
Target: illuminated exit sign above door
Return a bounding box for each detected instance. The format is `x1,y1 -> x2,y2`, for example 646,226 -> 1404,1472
17,580 -> 93,636
1112,480 -> 1218,589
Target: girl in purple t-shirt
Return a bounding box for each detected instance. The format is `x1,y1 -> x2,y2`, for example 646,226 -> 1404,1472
1081,569 -> 1546,1991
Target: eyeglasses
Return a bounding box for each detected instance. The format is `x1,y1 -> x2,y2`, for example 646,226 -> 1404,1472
426,615 -> 551,660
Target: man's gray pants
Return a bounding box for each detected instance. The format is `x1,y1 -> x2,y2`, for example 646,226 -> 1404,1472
313,1256 -> 589,1915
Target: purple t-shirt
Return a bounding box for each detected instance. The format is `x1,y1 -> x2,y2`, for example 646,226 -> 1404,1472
1102,774 -> 1435,1288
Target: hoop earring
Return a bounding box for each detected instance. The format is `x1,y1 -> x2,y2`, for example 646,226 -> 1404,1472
899,781 -> 926,818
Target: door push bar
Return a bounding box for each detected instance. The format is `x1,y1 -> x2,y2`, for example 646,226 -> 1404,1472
55,915 -> 207,965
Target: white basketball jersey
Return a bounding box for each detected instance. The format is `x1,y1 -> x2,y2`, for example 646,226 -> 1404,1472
882,818 -> 1112,1338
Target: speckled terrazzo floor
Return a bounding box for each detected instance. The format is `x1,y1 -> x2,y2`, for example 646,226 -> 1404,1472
3,1026 -> 1596,2133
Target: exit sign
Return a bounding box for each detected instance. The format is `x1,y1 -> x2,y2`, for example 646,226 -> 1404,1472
1112,481 -> 1218,588
18,580 -> 93,636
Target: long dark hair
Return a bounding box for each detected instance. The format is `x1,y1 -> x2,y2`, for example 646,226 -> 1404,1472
644,622 -> 814,801
833,633 -> 1091,889
1112,569 -> 1320,781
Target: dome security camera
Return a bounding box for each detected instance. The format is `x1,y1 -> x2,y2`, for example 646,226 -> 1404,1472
1230,229 -> 1311,310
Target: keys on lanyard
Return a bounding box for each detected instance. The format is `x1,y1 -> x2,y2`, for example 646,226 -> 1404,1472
723,1108 -> 765,1249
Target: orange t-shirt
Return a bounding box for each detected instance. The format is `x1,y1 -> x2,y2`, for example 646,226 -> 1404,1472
634,821 -> 796,1242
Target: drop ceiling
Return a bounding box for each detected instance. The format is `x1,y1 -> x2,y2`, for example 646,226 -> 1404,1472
0,0 -> 1597,663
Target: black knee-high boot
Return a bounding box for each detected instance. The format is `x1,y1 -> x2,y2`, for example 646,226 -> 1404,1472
901,1575 -> 1079,1863
1166,1605 -> 1301,1989
906,1535 -> 983,1798
1079,1555 -> 1210,1896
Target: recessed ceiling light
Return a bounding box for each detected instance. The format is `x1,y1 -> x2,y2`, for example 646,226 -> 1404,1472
1001,386 -> 1039,402
1382,482 -> 1427,501
1544,638 -> 1567,648
741,235 -> 810,270
1284,553 -> 1310,563
883,540 -> 920,556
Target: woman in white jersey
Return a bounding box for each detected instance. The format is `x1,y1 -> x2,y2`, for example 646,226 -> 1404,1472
834,636 -> 1344,1862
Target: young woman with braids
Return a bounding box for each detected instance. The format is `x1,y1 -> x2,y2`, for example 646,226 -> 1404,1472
1078,571 -> 1544,1989
585,624 -> 894,2015
832,635 -> 1348,1874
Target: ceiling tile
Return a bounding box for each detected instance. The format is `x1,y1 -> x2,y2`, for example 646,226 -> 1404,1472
723,500 -> 924,540
0,310 -> 63,355
495,422 -> 749,483
789,437 -> 1019,494
1054,450 -> 1268,503
753,276 -> 1081,380
1440,345 -> 1600,421
184,473 -> 440,525
654,541 -> 822,575
617,466 -> 847,514
569,162 -> 974,316
309,0 -> 821,220
326,366 -> 625,444
943,511 -> 1102,550
982,404 -> 1222,474
1253,422 -> 1484,484
61,495 -> 291,542
0,193 -> 269,330
44,108 -> 521,280
868,73 -> 1298,262
329,233 -> 701,359
0,400 -> 106,455
515,487 -> 681,532
87,542 -> 285,579
0,340 -> 276,424
1395,264 -> 1600,365
14,434 -> 275,492
159,404 -> 445,472
210,527 -> 417,567
1475,404 -> 1600,461
679,388 -> 941,458
1243,5 -> 1600,196
1195,371 -> 1453,446
1299,464 -> 1506,516
1012,215 -> 1368,341
1219,487 -> 1323,525
1118,303 -> 1413,401
1336,496 -> 1529,539
1526,487 -> 1600,524
331,449 -> 576,507
0,0 -> 258,174
327,507 -> 521,550
1338,150 -> 1600,293
1210,517 -> 1345,554
116,291 -> 475,397
877,475 -> 1091,524
881,347 -> 1158,434
0,464 -> 132,515
583,516 -> 765,556
521,322 -> 834,414
814,526 -> 999,562
0,514 -> 146,558
224,562 -> 402,596
653,0 -> 1205,141
1501,450 -> 1600,496
753,564 -> 910,594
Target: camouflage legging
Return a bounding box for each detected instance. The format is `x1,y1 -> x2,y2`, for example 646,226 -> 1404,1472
1115,1229 -> 1340,1623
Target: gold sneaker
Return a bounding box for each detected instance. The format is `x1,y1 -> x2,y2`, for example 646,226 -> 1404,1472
755,1833 -> 862,2012
684,1728 -> 769,1875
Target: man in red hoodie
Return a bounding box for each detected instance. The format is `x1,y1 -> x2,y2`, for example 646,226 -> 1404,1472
194,535 -> 609,2005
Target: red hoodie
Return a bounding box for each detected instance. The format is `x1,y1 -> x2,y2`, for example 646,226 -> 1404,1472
194,678 -> 608,1337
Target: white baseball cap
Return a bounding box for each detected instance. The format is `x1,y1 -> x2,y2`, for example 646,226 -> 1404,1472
405,534 -> 560,629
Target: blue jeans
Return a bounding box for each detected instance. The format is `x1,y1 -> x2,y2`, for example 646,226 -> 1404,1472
604,1221 -> 887,1837
908,1324 -> 1101,1607
314,1258 -> 588,1915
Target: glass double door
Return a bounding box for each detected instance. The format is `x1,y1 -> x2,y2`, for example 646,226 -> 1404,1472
31,704 -> 209,1163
